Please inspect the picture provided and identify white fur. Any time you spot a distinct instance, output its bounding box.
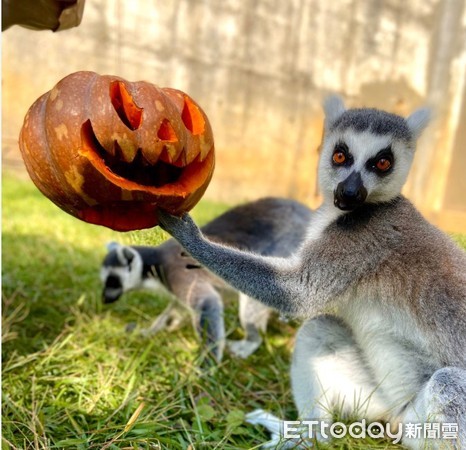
[254,305,441,448]
[338,297,437,415]
[243,101,465,449]
[305,201,345,241]
[318,128,415,204]
[100,250,163,294]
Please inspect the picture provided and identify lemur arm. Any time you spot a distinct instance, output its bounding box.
[158,211,354,316]
[159,211,303,313]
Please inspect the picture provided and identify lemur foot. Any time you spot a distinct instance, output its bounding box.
[125,314,184,336]
[141,312,185,337]
[125,322,137,333]
[246,409,299,450]
[246,409,312,449]
[246,409,283,435]
[227,338,261,358]
[246,409,284,449]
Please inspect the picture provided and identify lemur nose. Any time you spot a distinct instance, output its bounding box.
[341,185,364,200]
[334,172,367,210]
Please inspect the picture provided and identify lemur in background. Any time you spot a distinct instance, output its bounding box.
[158,97,466,449]
[101,197,312,362]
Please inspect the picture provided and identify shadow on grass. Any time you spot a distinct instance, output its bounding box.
[3,232,93,350]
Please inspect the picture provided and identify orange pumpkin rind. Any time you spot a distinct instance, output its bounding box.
[19,71,215,231]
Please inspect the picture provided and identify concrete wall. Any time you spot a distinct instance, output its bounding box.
[3,0,466,231]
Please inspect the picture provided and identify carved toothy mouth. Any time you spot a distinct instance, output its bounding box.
[79,81,210,188]
[81,119,187,188]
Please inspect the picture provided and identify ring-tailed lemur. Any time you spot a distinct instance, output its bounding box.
[158,97,466,449]
[101,197,312,362]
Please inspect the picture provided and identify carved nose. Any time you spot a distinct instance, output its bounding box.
[334,172,367,210]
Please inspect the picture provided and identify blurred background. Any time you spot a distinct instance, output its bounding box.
[3,0,466,232]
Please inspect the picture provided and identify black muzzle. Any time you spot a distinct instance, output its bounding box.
[334,172,367,211]
[102,275,123,303]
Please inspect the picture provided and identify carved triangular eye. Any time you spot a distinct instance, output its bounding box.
[110,81,143,130]
[181,97,205,135]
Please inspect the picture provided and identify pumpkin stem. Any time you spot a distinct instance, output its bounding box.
[110,81,143,131]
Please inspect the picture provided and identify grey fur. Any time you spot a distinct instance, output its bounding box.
[406,107,431,139]
[158,100,466,448]
[101,197,312,362]
[323,95,346,131]
[332,108,414,141]
[324,95,430,142]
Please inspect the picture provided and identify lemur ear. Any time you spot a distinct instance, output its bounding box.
[323,95,346,130]
[106,241,120,251]
[122,247,135,264]
[115,245,135,265]
[406,107,431,140]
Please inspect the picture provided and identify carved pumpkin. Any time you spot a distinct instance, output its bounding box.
[19,71,215,231]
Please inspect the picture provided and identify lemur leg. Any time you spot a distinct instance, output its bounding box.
[292,315,389,421]
[139,302,186,336]
[401,367,466,450]
[248,315,389,448]
[228,293,271,358]
[189,285,225,362]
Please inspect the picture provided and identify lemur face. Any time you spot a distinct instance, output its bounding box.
[100,244,144,303]
[319,128,414,209]
[318,96,430,210]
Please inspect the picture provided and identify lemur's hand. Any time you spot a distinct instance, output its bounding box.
[157,210,201,244]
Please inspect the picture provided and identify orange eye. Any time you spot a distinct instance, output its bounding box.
[332,152,346,165]
[376,158,391,172]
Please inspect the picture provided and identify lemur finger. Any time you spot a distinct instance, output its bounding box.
[157,210,197,236]
[156,209,180,231]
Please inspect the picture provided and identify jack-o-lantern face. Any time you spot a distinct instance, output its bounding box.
[19,71,215,231]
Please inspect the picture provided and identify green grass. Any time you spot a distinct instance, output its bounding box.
[3,172,464,450]
[2,173,295,450]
